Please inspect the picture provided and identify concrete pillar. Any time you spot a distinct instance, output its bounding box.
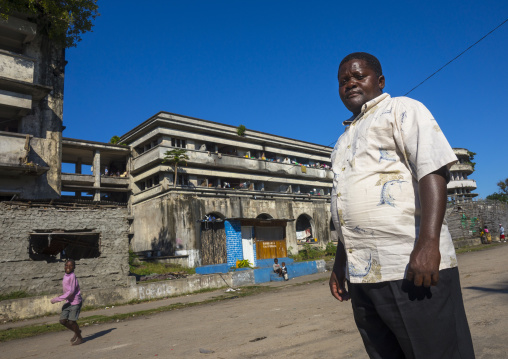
[93,149,101,201]
[75,157,82,174]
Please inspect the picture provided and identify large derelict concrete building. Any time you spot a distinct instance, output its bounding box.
[119,112,334,267]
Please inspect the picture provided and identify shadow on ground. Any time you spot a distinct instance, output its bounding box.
[84,328,116,342]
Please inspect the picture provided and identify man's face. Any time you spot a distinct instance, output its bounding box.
[65,261,75,274]
[338,59,385,117]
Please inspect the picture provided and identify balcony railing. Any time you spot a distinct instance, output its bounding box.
[132,147,333,180]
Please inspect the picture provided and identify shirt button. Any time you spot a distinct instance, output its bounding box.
[337,192,341,197]
[347,145,351,149]
[342,167,345,171]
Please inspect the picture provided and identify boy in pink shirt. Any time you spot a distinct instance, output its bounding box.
[51,259,83,345]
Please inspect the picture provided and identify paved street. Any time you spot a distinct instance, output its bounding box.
[2,244,508,359]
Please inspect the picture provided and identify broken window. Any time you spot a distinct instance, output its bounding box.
[29,230,101,261]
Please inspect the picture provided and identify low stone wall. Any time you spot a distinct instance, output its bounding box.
[0,273,233,321]
[0,260,327,321]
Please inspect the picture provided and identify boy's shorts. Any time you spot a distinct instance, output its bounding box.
[60,302,82,322]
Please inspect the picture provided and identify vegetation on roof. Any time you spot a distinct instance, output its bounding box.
[0,0,99,48]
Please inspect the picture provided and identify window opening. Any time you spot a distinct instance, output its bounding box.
[29,230,101,261]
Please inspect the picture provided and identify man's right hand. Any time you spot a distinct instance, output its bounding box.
[329,266,350,302]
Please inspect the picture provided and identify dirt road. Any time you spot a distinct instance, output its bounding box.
[3,244,508,359]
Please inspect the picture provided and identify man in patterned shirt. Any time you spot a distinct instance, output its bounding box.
[328,52,475,358]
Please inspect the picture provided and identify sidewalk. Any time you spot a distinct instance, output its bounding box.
[0,271,330,332]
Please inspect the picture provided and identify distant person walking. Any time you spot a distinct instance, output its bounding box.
[500,224,505,242]
[51,259,83,345]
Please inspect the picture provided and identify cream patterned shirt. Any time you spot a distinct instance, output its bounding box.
[331,93,458,283]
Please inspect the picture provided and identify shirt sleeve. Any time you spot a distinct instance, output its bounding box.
[392,97,458,182]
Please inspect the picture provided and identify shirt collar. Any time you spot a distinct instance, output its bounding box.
[342,93,390,126]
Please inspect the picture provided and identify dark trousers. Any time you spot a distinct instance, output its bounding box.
[348,267,475,359]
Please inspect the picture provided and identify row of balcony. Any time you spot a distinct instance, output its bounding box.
[447,179,477,191]
[132,146,333,181]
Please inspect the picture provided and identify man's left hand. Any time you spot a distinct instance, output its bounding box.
[406,239,441,287]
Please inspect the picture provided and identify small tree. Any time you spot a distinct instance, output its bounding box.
[466,151,476,170]
[237,124,246,136]
[162,149,189,188]
[487,178,508,203]
[109,135,126,146]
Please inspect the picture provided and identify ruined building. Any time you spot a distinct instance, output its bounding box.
[120,113,334,267]
[447,148,477,203]
[0,14,130,296]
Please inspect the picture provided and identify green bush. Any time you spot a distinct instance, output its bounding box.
[237,259,253,268]
[325,241,337,256]
[297,243,324,260]
[130,262,195,276]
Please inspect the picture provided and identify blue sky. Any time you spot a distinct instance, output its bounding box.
[63,0,508,198]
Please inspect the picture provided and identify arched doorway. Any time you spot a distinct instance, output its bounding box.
[200,212,226,265]
[256,213,273,219]
[296,214,314,243]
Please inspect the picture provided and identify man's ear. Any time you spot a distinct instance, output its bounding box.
[378,75,385,90]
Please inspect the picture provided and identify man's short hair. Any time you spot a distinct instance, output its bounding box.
[339,52,383,77]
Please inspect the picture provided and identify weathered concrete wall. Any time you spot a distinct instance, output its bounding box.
[131,192,332,266]
[20,33,65,199]
[0,202,130,296]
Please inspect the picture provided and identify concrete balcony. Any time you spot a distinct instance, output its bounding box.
[0,88,31,117]
[0,50,35,83]
[450,163,474,174]
[132,184,331,205]
[447,179,477,191]
[0,132,49,176]
[61,173,130,192]
[132,184,164,203]
[453,148,469,158]
[0,16,37,53]
[132,147,333,180]
[0,132,28,165]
